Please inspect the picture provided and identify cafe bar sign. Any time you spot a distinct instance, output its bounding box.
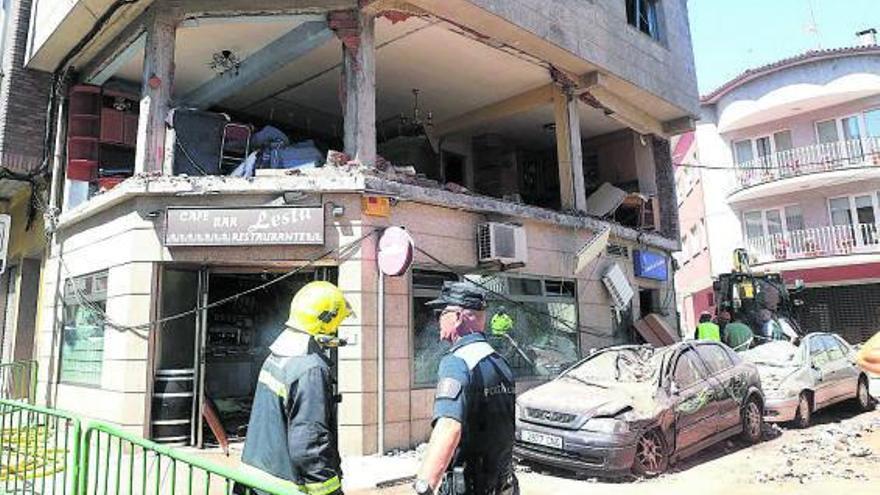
[164,206,324,246]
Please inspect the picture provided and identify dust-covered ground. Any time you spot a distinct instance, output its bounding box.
[352,404,880,495]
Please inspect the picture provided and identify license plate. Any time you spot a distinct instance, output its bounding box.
[521,430,563,449]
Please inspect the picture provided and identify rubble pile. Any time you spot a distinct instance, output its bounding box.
[755,415,880,484]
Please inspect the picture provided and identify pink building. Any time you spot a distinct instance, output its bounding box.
[676,36,880,344]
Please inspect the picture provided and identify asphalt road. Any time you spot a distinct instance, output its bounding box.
[356,403,880,495]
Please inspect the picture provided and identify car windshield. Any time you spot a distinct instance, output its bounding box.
[743,340,800,366]
[563,347,668,384]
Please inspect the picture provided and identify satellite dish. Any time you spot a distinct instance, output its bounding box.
[377,226,414,277]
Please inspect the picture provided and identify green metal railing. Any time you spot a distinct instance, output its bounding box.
[79,423,303,495]
[0,361,38,404]
[0,399,81,495]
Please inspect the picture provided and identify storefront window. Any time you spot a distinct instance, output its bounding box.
[60,271,108,386]
[411,270,580,387]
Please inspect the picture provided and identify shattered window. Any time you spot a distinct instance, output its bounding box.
[477,275,580,379]
[411,272,581,387]
[695,344,733,374]
[673,350,705,388]
[412,270,459,388]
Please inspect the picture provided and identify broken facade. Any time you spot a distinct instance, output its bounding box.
[26,0,698,455]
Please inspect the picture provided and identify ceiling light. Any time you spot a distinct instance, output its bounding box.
[209,49,242,76]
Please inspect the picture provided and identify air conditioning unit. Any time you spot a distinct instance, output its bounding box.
[602,263,634,311]
[477,222,527,266]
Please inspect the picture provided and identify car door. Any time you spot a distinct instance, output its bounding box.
[671,348,718,450]
[823,335,860,403]
[694,344,741,433]
[806,336,835,408]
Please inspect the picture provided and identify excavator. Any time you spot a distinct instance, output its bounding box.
[712,248,805,346]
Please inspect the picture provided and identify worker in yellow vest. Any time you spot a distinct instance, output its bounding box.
[693,311,721,342]
[857,331,880,375]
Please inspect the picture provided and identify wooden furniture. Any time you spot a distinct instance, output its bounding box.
[66,85,138,192]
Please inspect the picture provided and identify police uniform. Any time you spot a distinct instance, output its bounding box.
[240,331,342,495]
[427,282,519,495]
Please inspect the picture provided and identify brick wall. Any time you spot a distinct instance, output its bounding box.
[0,0,52,174]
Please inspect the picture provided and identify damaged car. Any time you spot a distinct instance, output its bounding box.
[742,333,874,428]
[514,341,764,477]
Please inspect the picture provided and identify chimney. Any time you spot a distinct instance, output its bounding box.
[857,28,877,46]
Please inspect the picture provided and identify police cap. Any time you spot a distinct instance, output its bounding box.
[425,281,487,310]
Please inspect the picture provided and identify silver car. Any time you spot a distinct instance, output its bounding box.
[742,333,874,427]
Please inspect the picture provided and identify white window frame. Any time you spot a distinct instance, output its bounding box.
[742,204,802,240]
[827,193,880,228]
[731,128,792,166]
[864,107,880,138]
[815,114,869,144]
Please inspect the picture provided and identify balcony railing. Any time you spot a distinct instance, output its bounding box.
[747,223,880,263]
[735,137,880,190]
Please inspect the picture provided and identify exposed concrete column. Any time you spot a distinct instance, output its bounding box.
[553,85,586,212]
[652,135,679,240]
[331,10,376,167]
[135,2,180,174]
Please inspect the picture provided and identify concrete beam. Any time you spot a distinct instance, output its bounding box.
[180,21,334,109]
[80,11,149,85]
[88,34,146,86]
[553,85,586,212]
[182,0,356,16]
[578,71,664,137]
[135,3,181,174]
[432,84,555,137]
[336,10,377,166]
[663,116,697,136]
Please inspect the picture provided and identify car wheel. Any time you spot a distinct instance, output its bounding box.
[855,375,873,412]
[793,393,811,429]
[740,397,764,444]
[632,429,668,477]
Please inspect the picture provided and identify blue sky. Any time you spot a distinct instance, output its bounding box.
[689,0,880,95]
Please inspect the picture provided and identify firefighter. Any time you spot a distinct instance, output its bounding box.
[414,281,518,495]
[239,281,351,495]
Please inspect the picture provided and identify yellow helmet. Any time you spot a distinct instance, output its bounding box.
[286,281,352,336]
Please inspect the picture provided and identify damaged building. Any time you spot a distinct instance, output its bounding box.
[26,0,699,454]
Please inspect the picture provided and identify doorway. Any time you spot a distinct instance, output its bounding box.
[150,266,337,447]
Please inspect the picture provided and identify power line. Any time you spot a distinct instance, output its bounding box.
[413,244,617,340]
[55,224,379,333]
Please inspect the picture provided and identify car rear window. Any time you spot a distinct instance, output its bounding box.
[673,350,705,388]
[696,344,734,374]
[822,335,847,362]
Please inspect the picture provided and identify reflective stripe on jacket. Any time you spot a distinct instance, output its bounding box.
[241,333,342,495]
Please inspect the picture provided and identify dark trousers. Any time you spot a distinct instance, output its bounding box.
[438,473,520,495]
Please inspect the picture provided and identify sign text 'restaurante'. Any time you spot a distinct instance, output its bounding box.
[164,207,324,246]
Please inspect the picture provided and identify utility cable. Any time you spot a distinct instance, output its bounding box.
[413,244,616,340]
[56,227,379,333]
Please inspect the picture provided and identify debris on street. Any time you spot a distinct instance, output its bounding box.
[755,414,880,483]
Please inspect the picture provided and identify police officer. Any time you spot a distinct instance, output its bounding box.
[414,281,518,495]
[239,281,352,495]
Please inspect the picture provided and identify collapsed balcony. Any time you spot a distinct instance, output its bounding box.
[61,12,672,234]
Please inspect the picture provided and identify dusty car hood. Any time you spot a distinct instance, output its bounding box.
[742,341,802,390]
[518,377,655,425]
[753,364,800,390]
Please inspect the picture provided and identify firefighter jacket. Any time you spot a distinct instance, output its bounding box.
[241,331,342,495]
[433,333,518,495]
